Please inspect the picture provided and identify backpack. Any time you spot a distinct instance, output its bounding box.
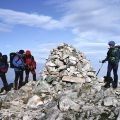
[25,56,36,70]
[107,47,119,63]
[0,55,9,73]
[115,45,120,60]
[10,52,17,68]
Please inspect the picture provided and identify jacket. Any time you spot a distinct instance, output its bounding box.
[104,47,119,64]
[13,53,25,71]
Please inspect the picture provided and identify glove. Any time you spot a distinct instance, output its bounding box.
[102,60,106,63]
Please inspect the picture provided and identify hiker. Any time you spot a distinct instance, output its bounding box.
[13,50,25,90]
[24,50,36,83]
[0,52,9,93]
[102,41,119,88]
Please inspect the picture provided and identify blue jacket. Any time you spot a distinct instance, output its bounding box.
[13,53,25,71]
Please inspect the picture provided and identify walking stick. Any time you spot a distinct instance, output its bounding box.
[96,63,104,76]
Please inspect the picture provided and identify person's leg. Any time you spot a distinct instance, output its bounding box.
[19,71,24,88]
[107,63,112,77]
[113,63,118,88]
[1,73,9,91]
[25,70,29,83]
[31,69,36,81]
[104,63,113,88]
[14,71,19,90]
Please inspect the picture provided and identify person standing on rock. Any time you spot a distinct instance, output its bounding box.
[13,50,25,90]
[24,50,36,83]
[102,41,119,89]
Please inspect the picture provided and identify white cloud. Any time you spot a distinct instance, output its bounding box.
[59,0,120,41]
[0,8,63,30]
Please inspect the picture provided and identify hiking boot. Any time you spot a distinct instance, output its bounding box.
[104,84,110,88]
[112,83,118,89]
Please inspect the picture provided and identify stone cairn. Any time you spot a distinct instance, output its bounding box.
[41,43,96,84]
[0,43,120,120]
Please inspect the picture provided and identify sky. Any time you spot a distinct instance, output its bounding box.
[0,0,120,80]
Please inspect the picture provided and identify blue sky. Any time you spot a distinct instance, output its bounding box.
[0,0,120,77]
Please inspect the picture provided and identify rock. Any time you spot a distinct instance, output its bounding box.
[27,95,44,109]
[59,96,80,112]
[54,59,64,67]
[34,80,51,94]
[45,75,57,83]
[87,72,95,77]
[104,97,118,107]
[85,77,92,83]
[58,65,66,71]
[23,115,31,120]
[46,61,57,67]
[62,76,85,83]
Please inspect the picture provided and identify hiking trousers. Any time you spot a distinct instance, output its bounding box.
[14,71,24,89]
[107,62,119,87]
[25,69,36,83]
[0,73,9,91]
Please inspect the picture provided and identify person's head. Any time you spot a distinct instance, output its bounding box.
[18,50,25,54]
[108,41,115,47]
[26,50,31,56]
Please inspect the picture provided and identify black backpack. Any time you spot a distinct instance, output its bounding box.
[1,55,9,73]
[115,45,120,60]
[2,55,8,64]
[10,52,17,68]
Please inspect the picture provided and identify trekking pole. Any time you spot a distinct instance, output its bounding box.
[96,62,104,76]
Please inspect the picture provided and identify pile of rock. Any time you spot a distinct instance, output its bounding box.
[0,43,120,120]
[41,43,96,84]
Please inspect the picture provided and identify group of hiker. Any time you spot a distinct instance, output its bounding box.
[0,50,36,93]
[102,41,120,89]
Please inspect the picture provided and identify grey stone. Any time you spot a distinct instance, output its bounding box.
[104,97,118,107]
[59,96,80,112]
[27,95,44,109]
[62,76,85,83]
[34,80,51,94]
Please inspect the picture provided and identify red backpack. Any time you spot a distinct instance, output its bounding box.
[25,56,36,70]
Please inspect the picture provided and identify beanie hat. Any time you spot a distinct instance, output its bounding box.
[18,50,25,54]
[26,50,31,55]
[108,41,115,46]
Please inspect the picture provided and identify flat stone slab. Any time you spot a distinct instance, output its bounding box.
[62,76,85,83]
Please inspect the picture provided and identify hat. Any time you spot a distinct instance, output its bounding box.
[26,50,31,55]
[108,41,115,46]
[18,50,25,54]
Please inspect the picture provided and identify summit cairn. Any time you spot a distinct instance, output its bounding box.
[41,43,96,85]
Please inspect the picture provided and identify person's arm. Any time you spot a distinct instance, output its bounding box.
[13,56,20,67]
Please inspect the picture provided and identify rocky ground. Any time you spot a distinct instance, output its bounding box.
[0,43,120,120]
